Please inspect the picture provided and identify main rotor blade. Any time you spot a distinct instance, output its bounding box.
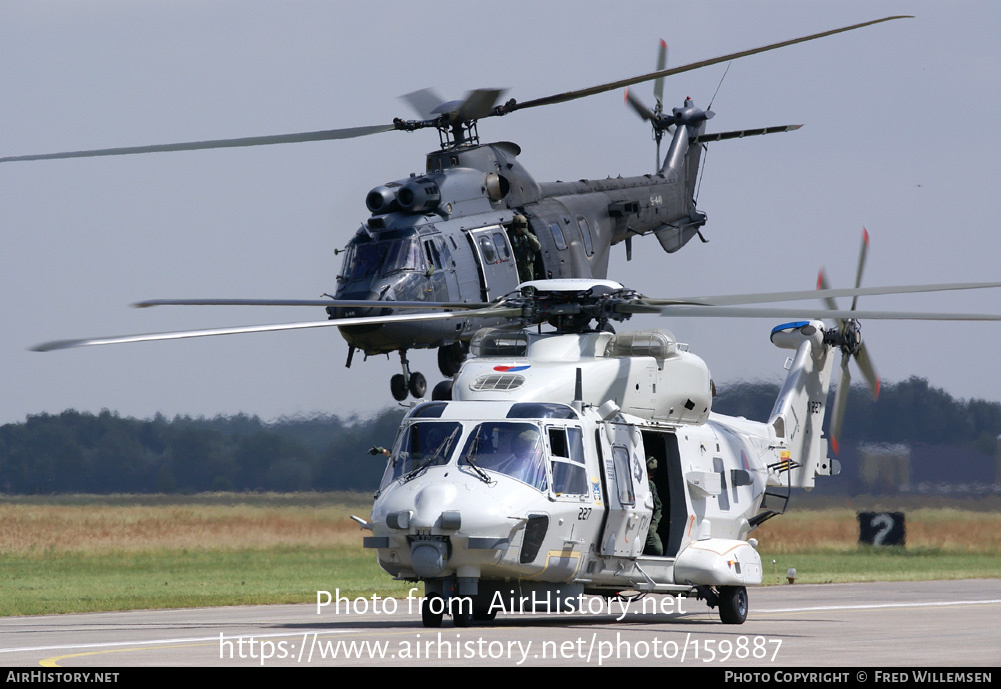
[401,88,447,120]
[1,124,395,163]
[31,306,523,352]
[690,124,802,144]
[133,298,494,310]
[506,16,911,113]
[638,280,1001,308]
[455,89,507,122]
[646,305,1001,321]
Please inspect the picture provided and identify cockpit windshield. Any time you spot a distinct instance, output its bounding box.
[339,234,423,282]
[381,421,462,487]
[458,422,547,492]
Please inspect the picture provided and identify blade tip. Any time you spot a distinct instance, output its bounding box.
[30,341,68,352]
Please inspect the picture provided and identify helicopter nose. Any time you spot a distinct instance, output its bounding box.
[413,483,458,528]
[326,290,387,320]
[408,484,462,578]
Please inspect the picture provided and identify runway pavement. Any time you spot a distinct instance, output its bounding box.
[1,579,998,667]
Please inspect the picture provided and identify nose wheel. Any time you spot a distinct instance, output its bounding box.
[391,351,427,401]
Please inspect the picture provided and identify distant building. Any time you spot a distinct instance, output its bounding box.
[857,443,910,493]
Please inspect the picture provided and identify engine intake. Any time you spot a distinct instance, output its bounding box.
[397,179,441,213]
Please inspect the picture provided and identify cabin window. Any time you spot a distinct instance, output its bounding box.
[492,232,512,261]
[577,217,594,256]
[549,426,588,496]
[548,222,568,251]
[477,235,500,264]
[611,446,635,506]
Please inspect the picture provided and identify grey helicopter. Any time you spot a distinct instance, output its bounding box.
[346,231,1001,626]
[13,17,910,401]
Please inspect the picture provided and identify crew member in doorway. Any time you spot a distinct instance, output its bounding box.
[645,456,664,556]
[508,214,541,283]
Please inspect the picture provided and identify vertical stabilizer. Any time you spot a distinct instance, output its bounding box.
[767,321,835,489]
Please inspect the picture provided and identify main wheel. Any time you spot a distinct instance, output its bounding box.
[390,374,408,401]
[718,586,748,625]
[453,606,473,628]
[431,379,453,401]
[422,596,443,628]
[437,342,467,376]
[408,371,427,398]
[472,606,497,622]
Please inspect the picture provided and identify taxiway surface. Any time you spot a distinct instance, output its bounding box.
[2,579,998,667]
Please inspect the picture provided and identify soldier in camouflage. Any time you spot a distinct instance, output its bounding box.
[509,214,541,283]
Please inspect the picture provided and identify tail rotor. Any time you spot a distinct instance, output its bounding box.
[819,229,881,454]
[625,39,675,169]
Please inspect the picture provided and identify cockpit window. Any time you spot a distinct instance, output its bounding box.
[381,237,423,275]
[339,235,424,282]
[380,421,461,487]
[458,422,547,492]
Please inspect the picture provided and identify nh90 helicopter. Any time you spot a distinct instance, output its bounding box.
[14,17,911,401]
[349,251,1001,626]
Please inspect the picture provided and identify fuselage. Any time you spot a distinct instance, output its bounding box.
[333,128,707,356]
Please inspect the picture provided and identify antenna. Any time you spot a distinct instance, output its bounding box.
[573,367,584,414]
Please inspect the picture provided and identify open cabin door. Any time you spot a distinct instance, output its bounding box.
[598,422,651,557]
[465,225,520,301]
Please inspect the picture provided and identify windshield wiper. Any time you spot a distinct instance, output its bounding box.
[462,427,492,484]
[402,427,459,484]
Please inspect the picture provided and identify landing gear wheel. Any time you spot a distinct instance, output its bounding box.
[472,607,497,622]
[421,596,443,628]
[437,342,467,377]
[718,586,748,625]
[431,379,453,401]
[453,606,473,628]
[390,374,408,402]
[408,371,427,398]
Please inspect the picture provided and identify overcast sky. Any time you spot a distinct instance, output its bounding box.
[3,1,1000,426]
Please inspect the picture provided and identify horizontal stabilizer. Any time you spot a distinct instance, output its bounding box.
[692,124,802,145]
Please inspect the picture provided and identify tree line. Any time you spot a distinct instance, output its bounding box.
[0,409,405,495]
[1,376,997,494]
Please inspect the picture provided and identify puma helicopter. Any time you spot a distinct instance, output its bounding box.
[18,17,910,401]
[350,239,1001,626]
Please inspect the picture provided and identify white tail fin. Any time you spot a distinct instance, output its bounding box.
[767,321,836,489]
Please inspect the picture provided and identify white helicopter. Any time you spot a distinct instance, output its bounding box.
[352,240,1001,626]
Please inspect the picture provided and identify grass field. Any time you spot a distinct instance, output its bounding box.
[1,492,999,616]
